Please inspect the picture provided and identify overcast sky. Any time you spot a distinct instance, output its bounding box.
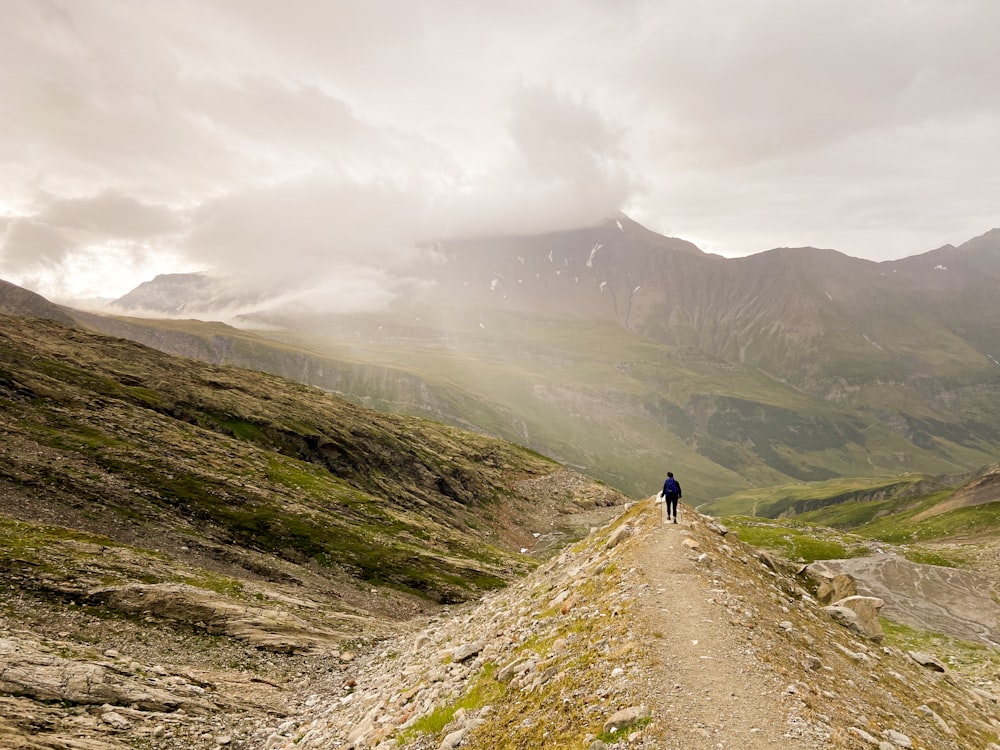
[1,0,998,308]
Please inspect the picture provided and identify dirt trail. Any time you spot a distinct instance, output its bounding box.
[628,516,821,749]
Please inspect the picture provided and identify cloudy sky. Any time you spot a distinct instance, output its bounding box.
[1,0,998,308]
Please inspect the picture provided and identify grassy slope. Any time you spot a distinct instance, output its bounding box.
[69,297,996,506]
[0,314,625,607]
[715,469,1000,563]
[255,307,974,502]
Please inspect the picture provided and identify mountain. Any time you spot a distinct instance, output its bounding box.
[25,218,1000,504]
[0,311,631,748]
[112,272,273,314]
[4,312,1000,749]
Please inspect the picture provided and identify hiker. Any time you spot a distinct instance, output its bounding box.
[662,471,682,523]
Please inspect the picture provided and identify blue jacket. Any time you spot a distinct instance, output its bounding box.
[662,477,681,498]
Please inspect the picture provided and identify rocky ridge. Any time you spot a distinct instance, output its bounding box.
[241,500,1000,750]
[6,497,1000,748]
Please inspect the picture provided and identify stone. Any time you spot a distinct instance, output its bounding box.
[560,594,578,615]
[832,596,885,641]
[440,728,465,749]
[757,550,779,571]
[101,711,131,730]
[917,704,953,735]
[815,573,858,605]
[0,638,208,713]
[495,657,534,683]
[605,524,633,549]
[972,686,999,703]
[849,727,880,745]
[90,583,342,653]
[883,729,912,747]
[907,651,948,672]
[602,705,649,734]
[451,641,485,663]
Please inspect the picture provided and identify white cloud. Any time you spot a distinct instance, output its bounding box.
[0,0,998,302]
[36,191,179,238]
[1,218,70,272]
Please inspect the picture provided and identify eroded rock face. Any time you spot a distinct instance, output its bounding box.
[87,584,344,653]
[0,638,208,712]
[808,555,1000,645]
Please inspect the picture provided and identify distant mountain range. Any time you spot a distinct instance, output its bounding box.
[5,217,1000,506]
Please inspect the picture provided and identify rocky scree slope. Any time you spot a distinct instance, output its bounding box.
[0,313,624,749]
[248,499,1000,750]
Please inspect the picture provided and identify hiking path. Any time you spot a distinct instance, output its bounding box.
[626,510,824,749]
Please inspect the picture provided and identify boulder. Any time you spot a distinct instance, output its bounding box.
[832,596,885,641]
[908,651,948,673]
[605,524,633,550]
[451,641,485,663]
[602,705,650,734]
[823,596,885,642]
[817,573,858,605]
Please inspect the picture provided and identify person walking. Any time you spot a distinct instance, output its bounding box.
[662,471,682,523]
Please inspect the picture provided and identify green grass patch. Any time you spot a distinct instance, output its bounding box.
[857,499,1000,543]
[724,517,870,562]
[397,663,505,744]
[266,455,346,497]
[895,545,971,568]
[214,415,267,443]
[708,474,932,519]
[0,517,113,562]
[882,620,1000,677]
[598,716,653,743]
[176,572,245,598]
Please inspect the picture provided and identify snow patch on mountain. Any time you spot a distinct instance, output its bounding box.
[587,243,602,267]
[862,333,883,350]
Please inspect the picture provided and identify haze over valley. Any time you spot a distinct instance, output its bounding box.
[64,217,1000,507]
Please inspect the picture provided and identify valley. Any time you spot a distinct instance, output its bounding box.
[74,219,1000,503]
[4,217,1000,748]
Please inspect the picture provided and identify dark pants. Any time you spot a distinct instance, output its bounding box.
[665,494,679,519]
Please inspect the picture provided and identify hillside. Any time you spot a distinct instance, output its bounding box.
[77,219,1000,507]
[706,464,1000,548]
[0,312,625,747]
